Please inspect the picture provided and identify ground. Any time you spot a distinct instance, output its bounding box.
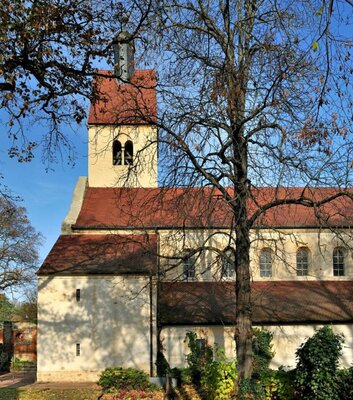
[0,372,169,400]
[0,372,100,399]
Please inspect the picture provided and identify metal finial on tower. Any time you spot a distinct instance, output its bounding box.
[113,31,134,82]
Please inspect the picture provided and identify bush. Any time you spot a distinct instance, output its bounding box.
[238,378,264,400]
[185,331,213,387]
[261,368,296,400]
[252,328,274,376]
[170,366,193,385]
[337,367,353,400]
[111,389,164,399]
[201,347,237,400]
[295,326,344,400]
[98,367,155,393]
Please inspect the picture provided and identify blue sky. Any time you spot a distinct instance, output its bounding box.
[1,124,88,265]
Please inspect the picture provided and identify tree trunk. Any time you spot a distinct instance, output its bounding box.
[234,189,252,382]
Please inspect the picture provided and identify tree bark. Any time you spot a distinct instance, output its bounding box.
[235,217,252,381]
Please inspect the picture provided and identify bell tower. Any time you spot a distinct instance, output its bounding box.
[87,33,158,188]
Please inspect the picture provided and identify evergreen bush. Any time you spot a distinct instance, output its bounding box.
[252,328,274,376]
[185,331,213,387]
[337,367,353,400]
[98,367,156,393]
[295,326,344,400]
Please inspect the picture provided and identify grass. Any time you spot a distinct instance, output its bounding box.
[0,388,101,400]
[0,388,166,400]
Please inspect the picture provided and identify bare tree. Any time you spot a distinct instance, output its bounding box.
[4,0,353,388]
[0,196,42,291]
[132,0,353,383]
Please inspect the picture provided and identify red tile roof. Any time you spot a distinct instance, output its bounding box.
[38,234,157,275]
[159,281,353,324]
[88,70,157,125]
[73,187,353,229]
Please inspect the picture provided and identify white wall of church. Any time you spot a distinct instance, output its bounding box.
[88,125,158,188]
[37,275,156,382]
[160,324,353,370]
[158,229,353,281]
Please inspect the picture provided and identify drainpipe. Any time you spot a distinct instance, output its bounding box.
[149,275,154,377]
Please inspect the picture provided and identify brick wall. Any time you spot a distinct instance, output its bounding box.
[0,322,37,370]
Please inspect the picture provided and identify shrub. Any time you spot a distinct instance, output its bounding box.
[252,328,274,376]
[337,367,353,400]
[261,368,296,400]
[185,331,213,387]
[170,366,193,385]
[201,347,237,400]
[98,367,153,393]
[112,389,164,399]
[238,378,264,400]
[295,326,344,400]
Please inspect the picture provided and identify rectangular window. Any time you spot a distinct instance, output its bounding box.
[196,338,206,354]
[76,289,81,302]
[333,248,345,276]
[260,249,272,277]
[296,248,309,276]
[76,343,80,356]
[183,252,195,281]
[222,254,235,278]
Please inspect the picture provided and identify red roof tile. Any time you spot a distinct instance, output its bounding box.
[38,234,157,275]
[159,281,353,324]
[88,70,157,125]
[73,187,353,229]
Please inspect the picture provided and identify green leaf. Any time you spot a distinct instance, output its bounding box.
[312,42,319,52]
[315,6,324,17]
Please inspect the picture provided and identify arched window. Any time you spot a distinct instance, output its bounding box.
[124,140,133,165]
[333,247,345,276]
[221,250,235,278]
[183,250,195,281]
[260,249,272,277]
[112,140,122,165]
[296,247,309,276]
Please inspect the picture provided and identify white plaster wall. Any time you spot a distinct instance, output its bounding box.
[37,275,156,382]
[160,326,236,368]
[160,324,353,370]
[268,324,353,369]
[88,125,158,188]
[250,230,353,280]
[158,229,353,281]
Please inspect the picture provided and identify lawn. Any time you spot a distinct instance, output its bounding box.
[0,388,101,400]
[0,388,167,400]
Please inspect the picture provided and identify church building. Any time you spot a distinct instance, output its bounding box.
[37,38,353,382]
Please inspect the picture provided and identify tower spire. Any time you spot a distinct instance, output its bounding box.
[113,31,135,82]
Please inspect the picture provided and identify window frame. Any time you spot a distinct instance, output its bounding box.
[183,250,196,281]
[296,247,309,276]
[333,247,345,276]
[112,139,122,165]
[259,248,272,278]
[221,250,235,278]
[124,140,134,165]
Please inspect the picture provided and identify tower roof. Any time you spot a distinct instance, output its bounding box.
[88,70,157,125]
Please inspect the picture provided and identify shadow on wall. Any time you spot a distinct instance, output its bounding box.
[158,280,353,369]
[37,273,154,379]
